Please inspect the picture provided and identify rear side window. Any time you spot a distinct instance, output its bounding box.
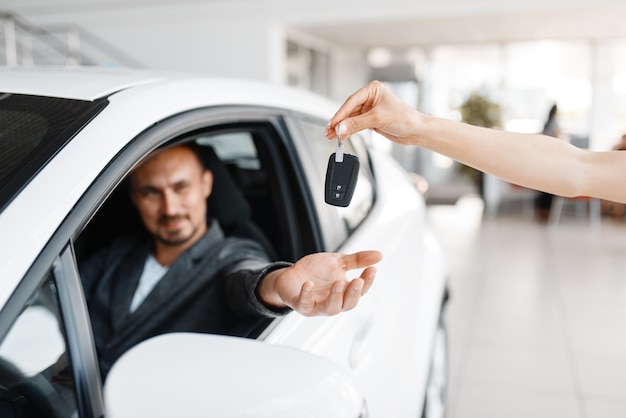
[298,118,375,233]
[0,93,107,211]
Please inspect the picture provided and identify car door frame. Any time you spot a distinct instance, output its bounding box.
[1,103,333,417]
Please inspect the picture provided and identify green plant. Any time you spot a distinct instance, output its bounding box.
[459,92,502,128]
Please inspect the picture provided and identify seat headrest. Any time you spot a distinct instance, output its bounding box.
[200,146,252,229]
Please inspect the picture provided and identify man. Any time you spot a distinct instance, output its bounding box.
[80,143,382,378]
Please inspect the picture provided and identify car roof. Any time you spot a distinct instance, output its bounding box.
[0,66,173,100]
[0,66,337,117]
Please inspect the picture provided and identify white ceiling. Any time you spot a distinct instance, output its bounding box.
[294,3,626,48]
[5,0,626,50]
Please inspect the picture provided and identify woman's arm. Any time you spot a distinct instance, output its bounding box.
[326,81,626,203]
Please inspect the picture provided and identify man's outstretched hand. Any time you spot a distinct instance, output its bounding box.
[257,250,383,316]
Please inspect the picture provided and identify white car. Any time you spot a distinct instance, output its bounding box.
[0,67,448,418]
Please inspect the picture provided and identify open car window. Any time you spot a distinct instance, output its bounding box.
[75,125,301,264]
[297,118,375,236]
[73,116,319,382]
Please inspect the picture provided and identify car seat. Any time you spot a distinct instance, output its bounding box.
[200,145,278,261]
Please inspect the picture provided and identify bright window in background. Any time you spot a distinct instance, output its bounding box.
[361,37,626,197]
[422,40,626,150]
[427,41,593,139]
[605,39,626,147]
[427,44,503,119]
[502,40,592,142]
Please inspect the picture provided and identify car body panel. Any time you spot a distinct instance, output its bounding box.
[0,67,448,418]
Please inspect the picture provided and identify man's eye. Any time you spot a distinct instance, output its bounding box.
[175,183,189,192]
[141,189,159,197]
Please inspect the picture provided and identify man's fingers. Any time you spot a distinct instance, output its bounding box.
[340,250,383,271]
[292,281,315,315]
[340,270,373,312]
[342,278,364,312]
[294,275,374,317]
[322,280,347,316]
[359,266,377,296]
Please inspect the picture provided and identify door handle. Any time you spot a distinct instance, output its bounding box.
[349,321,375,369]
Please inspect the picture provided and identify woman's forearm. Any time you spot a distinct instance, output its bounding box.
[416,114,590,198]
[421,116,626,203]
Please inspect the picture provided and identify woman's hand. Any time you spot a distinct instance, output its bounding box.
[325,80,423,146]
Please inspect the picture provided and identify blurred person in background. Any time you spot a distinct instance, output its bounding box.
[600,133,626,219]
[534,103,562,221]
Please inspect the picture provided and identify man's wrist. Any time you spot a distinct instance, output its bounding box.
[257,269,285,308]
[254,262,293,311]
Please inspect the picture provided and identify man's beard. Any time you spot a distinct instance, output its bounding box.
[154,229,197,247]
[154,215,198,247]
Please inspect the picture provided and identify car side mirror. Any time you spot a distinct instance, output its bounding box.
[104,332,365,418]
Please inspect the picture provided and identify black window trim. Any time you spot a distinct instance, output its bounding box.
[54,245,105,418]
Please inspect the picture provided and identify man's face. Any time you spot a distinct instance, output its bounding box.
[129,146,213,249]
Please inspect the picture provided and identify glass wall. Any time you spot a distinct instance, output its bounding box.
[360,39,626,203]
[411,39,626,151]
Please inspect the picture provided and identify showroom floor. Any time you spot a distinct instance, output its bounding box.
[426,196,626,418]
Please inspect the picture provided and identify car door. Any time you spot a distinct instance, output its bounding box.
[259,114,432,418]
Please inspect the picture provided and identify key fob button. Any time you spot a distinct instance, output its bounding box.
[325,153,359,207]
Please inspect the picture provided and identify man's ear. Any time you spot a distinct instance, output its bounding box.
[203,169,214,198]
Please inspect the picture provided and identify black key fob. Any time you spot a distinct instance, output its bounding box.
[325,152,359,207]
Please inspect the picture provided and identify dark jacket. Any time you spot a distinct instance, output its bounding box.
[80,220,291,378]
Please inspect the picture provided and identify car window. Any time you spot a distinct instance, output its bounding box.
[198,132,261,169]
[298,119,375,233]
[0,94,106,212]
[196,126,317,259]
[74,120,313,362]
[0,273,78,418]
[196,131,281,257]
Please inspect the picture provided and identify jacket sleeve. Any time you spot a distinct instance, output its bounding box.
[219,237,293,318]
[225,261,294,318]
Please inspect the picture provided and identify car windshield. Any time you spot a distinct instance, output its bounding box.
[0,93,107,212]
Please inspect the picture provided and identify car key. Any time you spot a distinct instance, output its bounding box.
[325,123,359,207]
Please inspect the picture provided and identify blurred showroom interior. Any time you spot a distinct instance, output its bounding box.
[4,0,626,208]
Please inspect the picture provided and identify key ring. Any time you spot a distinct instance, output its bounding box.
[335,123,344,163]
[335,123,344,147]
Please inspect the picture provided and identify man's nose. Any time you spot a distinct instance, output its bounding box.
[161,190,181,215]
